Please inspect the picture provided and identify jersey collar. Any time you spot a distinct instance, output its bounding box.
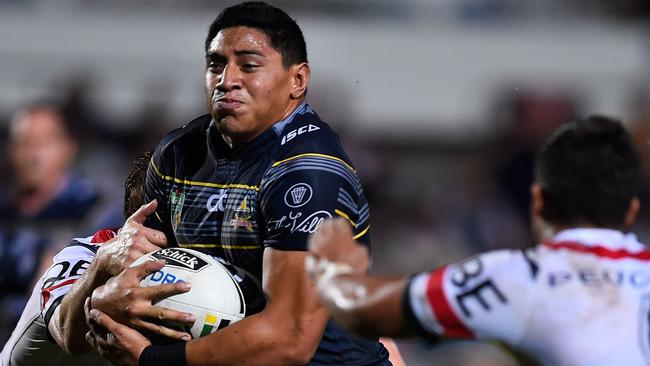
[207,102,312,160]
[271,102,312,136]
[547,228,645,252]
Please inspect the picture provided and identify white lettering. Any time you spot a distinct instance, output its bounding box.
[280,124,320,145]
[206,189,228,212]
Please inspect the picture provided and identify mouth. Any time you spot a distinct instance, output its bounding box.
[213,94,243,111]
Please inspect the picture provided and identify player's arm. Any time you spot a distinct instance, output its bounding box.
[306,218,416,338]
[48,201,172,354]
[309,219,536,344]
[183,247,329,365]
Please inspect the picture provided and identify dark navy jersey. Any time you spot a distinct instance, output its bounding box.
[145,104,389,365]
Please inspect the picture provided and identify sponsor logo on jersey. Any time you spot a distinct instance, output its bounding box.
[280,124,320,145]
[231,197,254,232]
[152,248,209,271]
[284,183,313,208]
[170,189,186,230]
[548,268,650,289]
[206,189,228,213]
[268,210,332,234]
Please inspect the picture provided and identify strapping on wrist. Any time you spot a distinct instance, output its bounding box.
[139,342,187,366]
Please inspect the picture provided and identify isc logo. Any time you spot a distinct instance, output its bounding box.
[149,270,187,284]
[281,124,320,145]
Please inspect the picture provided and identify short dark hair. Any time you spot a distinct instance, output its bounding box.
[205,1,307,68]
[124,150,153,219]
[535,115,640,228]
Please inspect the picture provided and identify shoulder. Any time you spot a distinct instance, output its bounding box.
[50,230,114,263]
[156,114,212,159]
[157,114,211,151]
[273,106,353,168]
[151,114,212,173]
[445,249,538,286]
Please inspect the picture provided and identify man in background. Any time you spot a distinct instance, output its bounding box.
[0,104,114,343]
[308,116,647,365]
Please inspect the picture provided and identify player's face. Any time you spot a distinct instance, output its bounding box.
[205,26,297,145]
[9,110,76,190]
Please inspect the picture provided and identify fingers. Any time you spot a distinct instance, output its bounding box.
[136,227,168,248]
[89,309,125,338]
[141,281,192,303]
[85,297,100,335]
[128,200,158,225]
[86,331,98,351]
[130,259,166,280]
[137,302,195,323]
[131,317,192,341]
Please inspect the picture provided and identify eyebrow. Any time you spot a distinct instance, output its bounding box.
[206,49,266,59]
[234,49,265,57]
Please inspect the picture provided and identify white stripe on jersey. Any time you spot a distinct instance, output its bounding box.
[409,228,650,366]
[1,235,110,366]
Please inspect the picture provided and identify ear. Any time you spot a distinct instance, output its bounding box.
[531,184,544,219]
[289,62,310,100]
[623,197,640,231]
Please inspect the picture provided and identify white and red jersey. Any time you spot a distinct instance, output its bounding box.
[407,228,650,366]
[1,229,115,366]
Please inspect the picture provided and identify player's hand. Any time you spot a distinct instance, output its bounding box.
[90,259,195,341]
[307,218,370,273]
[85,299,151,366]
[97,200,168,277]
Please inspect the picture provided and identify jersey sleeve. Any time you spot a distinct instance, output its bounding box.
[405,249,537,345]
[39,238,99,326]
[260,154,370,251]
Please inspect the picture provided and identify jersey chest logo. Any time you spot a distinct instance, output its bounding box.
[170,189,186,231]
[230,197,254,232]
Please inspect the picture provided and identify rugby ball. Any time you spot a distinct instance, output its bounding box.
[130,248,246,339]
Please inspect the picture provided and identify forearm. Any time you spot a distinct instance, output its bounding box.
[186,309,322,366]
[317,274,413,338]
[52,258,111,354]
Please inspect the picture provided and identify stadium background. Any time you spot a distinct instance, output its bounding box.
[0,0,648,364]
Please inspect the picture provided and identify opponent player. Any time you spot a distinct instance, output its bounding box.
[307,116,647,365]
[85,2,391,365]
[0,152,188,365]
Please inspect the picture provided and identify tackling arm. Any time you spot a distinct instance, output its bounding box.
[48,257,112,354]
[50,201,167,354]
[313,272,413,339]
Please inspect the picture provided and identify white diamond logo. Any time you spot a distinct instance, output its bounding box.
[284,183,313,208]
[291,186,307,204]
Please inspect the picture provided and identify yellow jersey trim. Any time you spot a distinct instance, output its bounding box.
[271,153,356,173]
[178,243,259,250]
[353,225,370,240]
[334,209,357,228]
[150,159,259,191]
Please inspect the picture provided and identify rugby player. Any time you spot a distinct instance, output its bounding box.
[0,152,186,365]
[85,2,390,366]
[307,116,646,365]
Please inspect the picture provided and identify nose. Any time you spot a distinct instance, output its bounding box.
[216,64,241,92]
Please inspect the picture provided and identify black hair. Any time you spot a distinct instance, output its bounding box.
[205,1,307,68]
[123,150,153,219]
[535,115,640,228]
